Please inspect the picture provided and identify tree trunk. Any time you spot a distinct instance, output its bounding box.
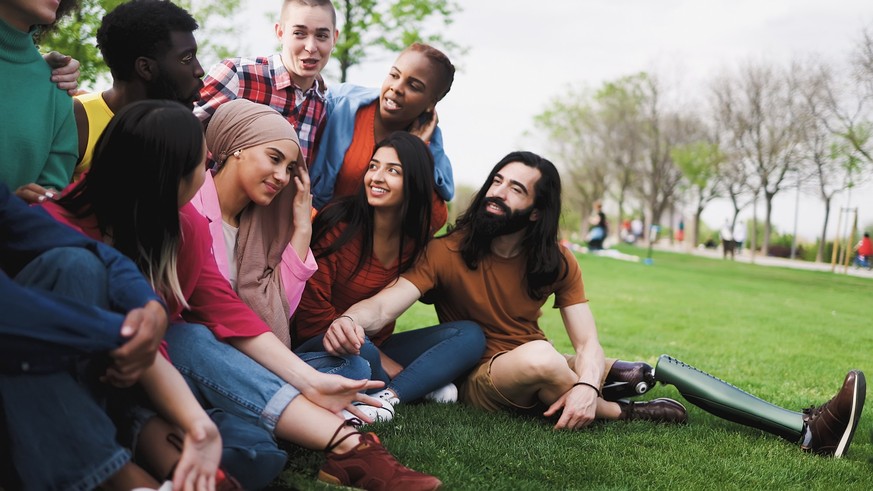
[762,192,775,256]
[816,197,831,263]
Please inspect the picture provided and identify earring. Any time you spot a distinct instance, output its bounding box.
[233,150,241,158]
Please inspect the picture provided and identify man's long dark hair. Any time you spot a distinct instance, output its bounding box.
[447,151,567,300]
[312,132,434,278]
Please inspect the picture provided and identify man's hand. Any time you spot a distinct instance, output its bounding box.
[103,300,168,387]
[15,183,57,204]
[323,315,365,356]
[43,51,81,96]
[544,383,598,430]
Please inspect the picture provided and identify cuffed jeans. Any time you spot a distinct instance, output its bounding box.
[165,323,370,435]
[296,321,486,403]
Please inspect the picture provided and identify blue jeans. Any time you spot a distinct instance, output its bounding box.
[1,248,129,491]
[1,248,123,373]
[165,323,369,435]
[296,321,486,402]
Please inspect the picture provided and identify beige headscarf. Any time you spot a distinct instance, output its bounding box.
[206,98,302,346]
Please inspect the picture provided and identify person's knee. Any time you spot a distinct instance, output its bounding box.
[447,321,486,360]
[17,247,108,302]
[512,341,566,378]
[338,354,371,380]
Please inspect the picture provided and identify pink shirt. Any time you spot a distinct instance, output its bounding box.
[190,171,317,315]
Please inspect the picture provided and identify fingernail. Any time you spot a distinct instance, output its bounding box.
[120,325,134,336]
[44,192,55,199]
[37,195,46,202]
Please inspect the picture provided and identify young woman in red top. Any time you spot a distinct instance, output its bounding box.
[295,132,485,419]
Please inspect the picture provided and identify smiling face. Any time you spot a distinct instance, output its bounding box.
[234,139,300,207]
[475,161,542,236]
[365,146,404,210]
[0,0,60,31]
[146,30,205,107]
[275,2,337,90]
[379,50,442,130]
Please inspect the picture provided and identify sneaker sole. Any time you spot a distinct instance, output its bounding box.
[835,370,866,458]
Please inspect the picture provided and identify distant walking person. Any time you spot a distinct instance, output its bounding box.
[733,220,747,255]
[720,219,734,260]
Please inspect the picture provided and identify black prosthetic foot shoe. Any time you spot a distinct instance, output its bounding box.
[602,360,656,401]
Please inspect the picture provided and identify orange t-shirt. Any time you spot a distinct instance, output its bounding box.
[331,102,448,232]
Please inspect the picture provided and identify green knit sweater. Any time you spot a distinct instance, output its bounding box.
[0,18,77,192]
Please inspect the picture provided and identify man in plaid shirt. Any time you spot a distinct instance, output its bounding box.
[194,0,339,163]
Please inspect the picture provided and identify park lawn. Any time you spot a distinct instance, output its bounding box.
[271,246,873,490]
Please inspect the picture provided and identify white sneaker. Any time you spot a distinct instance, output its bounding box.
[373,389,400,406]
[424,383,458,403]
[341,399,395,423]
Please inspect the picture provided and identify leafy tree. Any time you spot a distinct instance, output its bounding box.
[37,0,244,88]
[672,140,724,247]
[334,0,464,82]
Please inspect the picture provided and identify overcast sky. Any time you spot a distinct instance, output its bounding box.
[237,0,873,242]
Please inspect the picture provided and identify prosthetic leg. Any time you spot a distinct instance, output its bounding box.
[654,354,804,441]
[602,360,657,401]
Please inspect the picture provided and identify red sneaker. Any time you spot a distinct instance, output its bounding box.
[319,432,441,491]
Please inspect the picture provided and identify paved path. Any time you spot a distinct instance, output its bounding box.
[650,242,873,279]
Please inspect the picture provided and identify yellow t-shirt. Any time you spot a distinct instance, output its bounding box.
[73,91,114,181]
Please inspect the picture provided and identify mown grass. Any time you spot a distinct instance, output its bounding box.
[271,246,873,490]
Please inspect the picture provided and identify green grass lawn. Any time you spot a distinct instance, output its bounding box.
[271,246,873,490]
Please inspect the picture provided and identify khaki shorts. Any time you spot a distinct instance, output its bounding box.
[461,351,616,414]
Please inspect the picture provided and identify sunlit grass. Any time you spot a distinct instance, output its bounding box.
[271,246,873,490]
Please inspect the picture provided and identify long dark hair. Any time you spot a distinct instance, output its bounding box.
[448,151,567,300]
[57,100,204,306]
[312,132,434,277]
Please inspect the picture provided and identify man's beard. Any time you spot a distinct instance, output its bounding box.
[472,197,534,238]
[146,75,197,107]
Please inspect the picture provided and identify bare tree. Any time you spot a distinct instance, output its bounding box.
[711,62,802,255]
[635,75,688,241]
[795,60,864,262]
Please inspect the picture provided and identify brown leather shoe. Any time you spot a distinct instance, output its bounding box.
[319,432,442,491]
[800,370,866,457]
[618,398,688,424]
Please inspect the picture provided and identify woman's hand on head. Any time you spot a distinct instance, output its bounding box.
[291,160,312,229]
[408,108,439,144]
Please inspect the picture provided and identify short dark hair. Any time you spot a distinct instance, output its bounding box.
[403,43,455,101]
[97,0,198,81]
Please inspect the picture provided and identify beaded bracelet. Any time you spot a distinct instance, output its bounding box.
[572,381,601,398]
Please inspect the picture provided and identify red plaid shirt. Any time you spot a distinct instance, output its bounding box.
[194,54,327,163]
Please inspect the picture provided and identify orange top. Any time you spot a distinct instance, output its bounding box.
[333,103,377,198]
